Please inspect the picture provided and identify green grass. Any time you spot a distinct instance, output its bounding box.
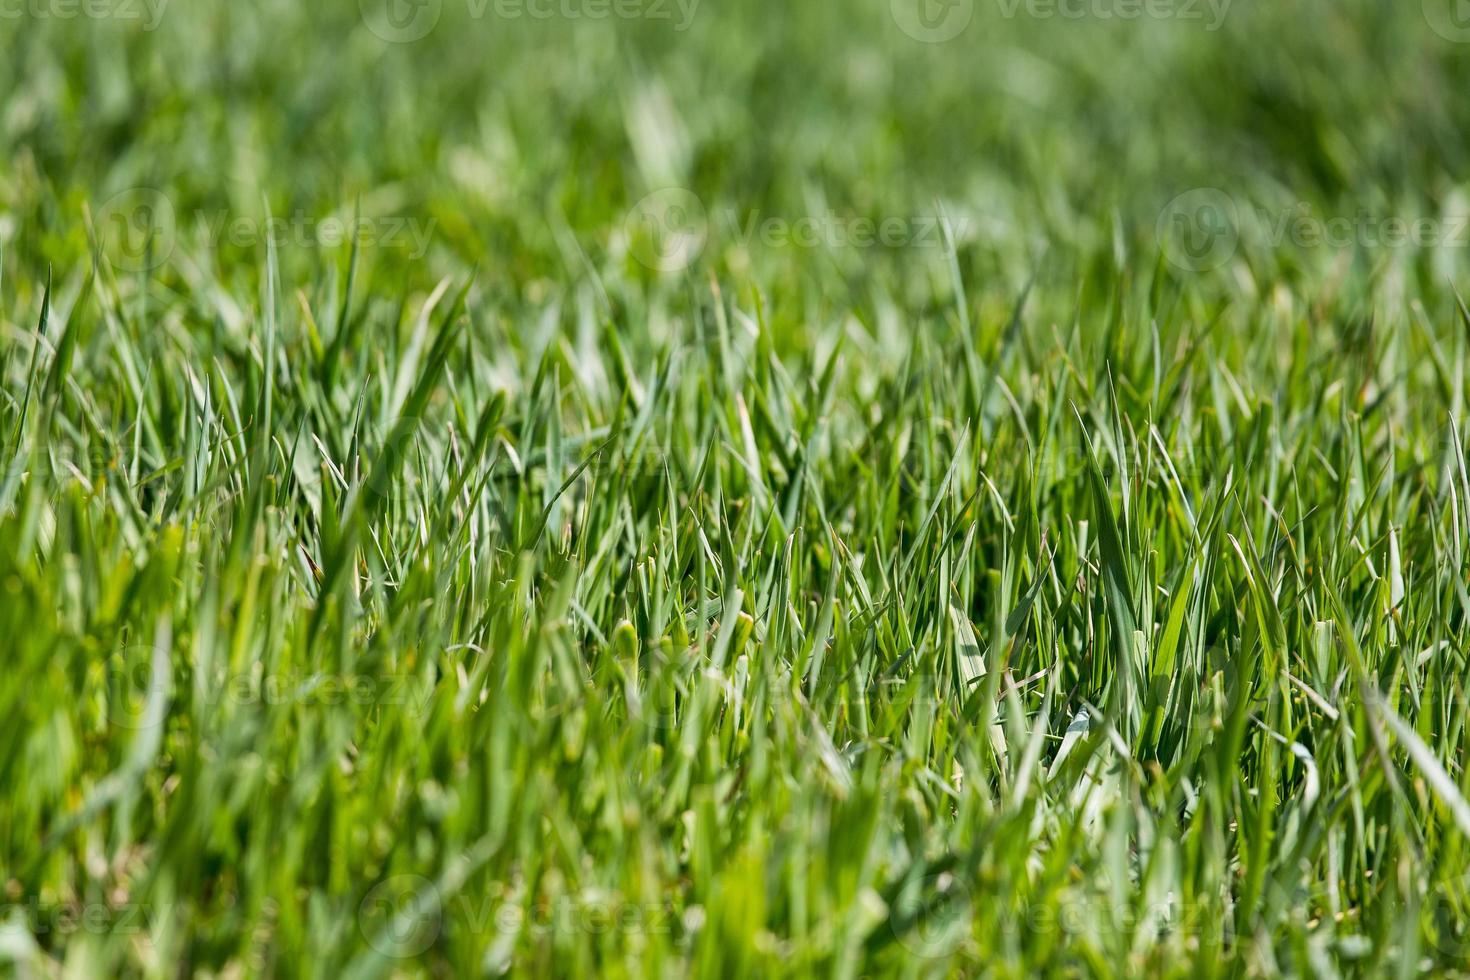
[4,1,1470,976]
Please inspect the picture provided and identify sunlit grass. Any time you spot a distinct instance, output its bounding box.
[3,2,1470,976]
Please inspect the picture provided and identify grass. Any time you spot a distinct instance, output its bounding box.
[4,1,1470,976]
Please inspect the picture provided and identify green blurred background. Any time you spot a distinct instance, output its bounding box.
[4,0,1469,331]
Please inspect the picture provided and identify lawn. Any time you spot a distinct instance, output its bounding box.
[3,1,1470,976]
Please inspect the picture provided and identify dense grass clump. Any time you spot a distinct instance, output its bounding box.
[3,1,1470,976]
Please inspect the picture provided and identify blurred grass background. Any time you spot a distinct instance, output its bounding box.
[4,2,1469,307]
